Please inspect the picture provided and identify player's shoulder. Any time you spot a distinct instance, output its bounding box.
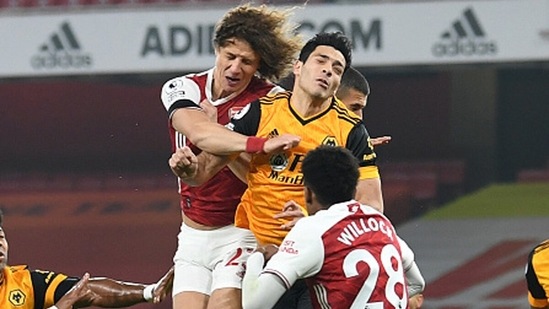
[332,98,363,125]
[259,90,291,106]
[7,265,30,274]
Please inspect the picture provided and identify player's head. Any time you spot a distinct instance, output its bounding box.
[302,146,359,214]
[212,4,302,95]
[0,209,8,270]
[293,32,353,101]
[336,66,370,118]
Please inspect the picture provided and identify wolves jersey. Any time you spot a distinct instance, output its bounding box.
[161,68,281,226]
[264,201,407,309]
[0,265,77,309]
[228,91,379,245]
[526,239,549,308]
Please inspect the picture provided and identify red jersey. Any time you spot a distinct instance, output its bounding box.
[161,69,280,226]
[264,201,408,309]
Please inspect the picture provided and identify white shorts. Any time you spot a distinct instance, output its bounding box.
[172,222,257,296]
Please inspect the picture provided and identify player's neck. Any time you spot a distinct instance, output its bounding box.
[290,90,332,118]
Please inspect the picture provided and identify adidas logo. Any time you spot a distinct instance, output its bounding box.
[31,21,93,70]
[432,8,497,57]
[268,129,279,139]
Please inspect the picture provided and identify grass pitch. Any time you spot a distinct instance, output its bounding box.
[425,183,549,219]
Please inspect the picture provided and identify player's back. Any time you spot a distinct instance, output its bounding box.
[308,202,408,309]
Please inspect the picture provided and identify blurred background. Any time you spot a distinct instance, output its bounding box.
[1,0,548,308]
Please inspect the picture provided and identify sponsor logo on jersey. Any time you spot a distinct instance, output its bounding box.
[9,289,26,306]
[31,21,93,70]
[432,8,498,57]
[231,103,251,120]
[228,107,243,118]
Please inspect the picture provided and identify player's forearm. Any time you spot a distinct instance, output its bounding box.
[78,278,148,307]
[356,177,384,212]
[406,262,426,297]
[242,253,287,309]
[228,153,251,184]
[178,152,231,186]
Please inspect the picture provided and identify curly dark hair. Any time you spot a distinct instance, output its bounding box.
[302,146,359,207]
[298,32,352,70]
[213,4,303,83]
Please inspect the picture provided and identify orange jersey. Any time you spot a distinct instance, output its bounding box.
[0,265,74,309]
[526,239,549,308]
[228,91,379,245]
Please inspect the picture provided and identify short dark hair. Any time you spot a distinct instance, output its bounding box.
[302,146,359,207]
[298,32,352,70]
[338,66,370,97]
[0,209,3,227]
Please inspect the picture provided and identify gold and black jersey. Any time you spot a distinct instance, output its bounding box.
[229,91,379,245]
[526,239,549,308]
[0,265,77,309]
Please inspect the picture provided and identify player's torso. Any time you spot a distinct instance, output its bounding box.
[0,266,35,309]
[242,93,360,244]
[171,72,275,227]
[309,207,407,309]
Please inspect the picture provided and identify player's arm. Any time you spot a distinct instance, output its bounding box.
[525,243,549,309]
[169,146,232,186]
[49,273,91,309]
[355,177,383,213]
[346,123,384,212]
[243,221,322,309]
[398,236,426,308]
[72,266,173,307]
[228,153,252,184]
[162,78,298,156]
[242,252,288,309]
[36,267,173,308]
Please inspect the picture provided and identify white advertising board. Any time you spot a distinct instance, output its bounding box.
[0,0,547,77]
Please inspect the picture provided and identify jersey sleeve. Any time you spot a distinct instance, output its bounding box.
[397,236,415,271]
[526,246,549,307]
[226,99,262,136]
[262,218,323,289]
[161,76,202,118]
[346,123,379,179]
[30,269,79,308]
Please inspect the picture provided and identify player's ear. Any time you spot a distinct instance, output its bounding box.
[304,186,313,206]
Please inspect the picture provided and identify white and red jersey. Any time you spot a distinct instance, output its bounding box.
[263,200,408,309]
[160,68,282,226]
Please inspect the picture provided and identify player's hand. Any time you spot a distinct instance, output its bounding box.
[408,293,424,309]
[254,244,279,263]
[371,135,391,147]
[199,99,217,122]
[169,147,198,179]
[263,134,300,154]
[152,266,174,304]
[54,273,91,309]
[274,200,306,230]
